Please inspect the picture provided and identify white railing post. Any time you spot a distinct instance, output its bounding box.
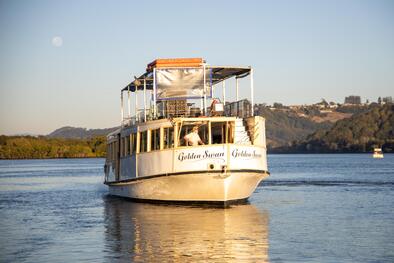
[236,77,239,102]
[250,68,254,116]
[143,78,147,122]
[127,86,131,118]
[222,80,226,105]
[153,68,157,119]
[203,64,207,115]
[135,88,138,122]
[120,91,124,125]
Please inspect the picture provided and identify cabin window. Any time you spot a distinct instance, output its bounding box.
[119,139,123,158]
[113,141,118,160]
[179,123,208,146]
[131,133,137,154]
[163,127,174,149]
[210,121,233,144]
[123,137,127,157]
[126,136,131,156]
[140,131,147,153]
[211,122,226,144]
[151,129,160,151]
[107,144,111,161]
[228,122,234,143]
[120,138,124,157]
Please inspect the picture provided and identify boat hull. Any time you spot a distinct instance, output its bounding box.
[106,171,269,204]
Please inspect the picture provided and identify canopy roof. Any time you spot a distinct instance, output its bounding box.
[121,66,251,92]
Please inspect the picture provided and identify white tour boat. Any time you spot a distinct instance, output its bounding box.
[373,148,384,158]
[104,58,270,205]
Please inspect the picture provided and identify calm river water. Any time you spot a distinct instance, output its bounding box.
[0,154,393,262]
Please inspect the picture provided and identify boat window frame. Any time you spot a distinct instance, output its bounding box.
[174,119,235,148]
[139,131,148,153]
[150,128,161,152]
[163,127,174,149]
[211,121,226,144]
[106,143,111,162]
[130,133,136,155]
[126,135,131,156]
[177,121,209,147]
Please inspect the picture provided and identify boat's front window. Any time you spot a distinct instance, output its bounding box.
[179,122,208,146]
[176,120,234,147]
[211,122,223,144]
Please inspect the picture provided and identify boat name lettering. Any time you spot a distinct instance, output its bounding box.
[231,149,262,159]
[178,150,225,162]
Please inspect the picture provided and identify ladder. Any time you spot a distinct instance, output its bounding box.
[234,118,251,145]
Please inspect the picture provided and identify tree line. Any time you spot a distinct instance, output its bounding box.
[0,136,107,159]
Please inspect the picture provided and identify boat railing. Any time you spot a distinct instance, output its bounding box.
[223,99,252,118]
[122,99,253,126]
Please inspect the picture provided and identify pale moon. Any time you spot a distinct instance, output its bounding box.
[52,36,63,47]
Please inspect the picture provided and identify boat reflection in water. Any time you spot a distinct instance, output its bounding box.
[104,198,269,262]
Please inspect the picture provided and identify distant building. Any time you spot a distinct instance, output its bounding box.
[382,96,393,104]
[344,95,361,105]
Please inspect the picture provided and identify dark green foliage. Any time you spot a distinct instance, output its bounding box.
[275,104,394,153]
[0,136,107,159]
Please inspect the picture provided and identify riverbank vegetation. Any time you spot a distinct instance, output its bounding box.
[0,136,106,159]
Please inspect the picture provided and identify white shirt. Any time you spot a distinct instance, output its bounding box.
[184,131,202,146]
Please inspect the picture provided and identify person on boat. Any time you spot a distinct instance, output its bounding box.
[184,126,204,146]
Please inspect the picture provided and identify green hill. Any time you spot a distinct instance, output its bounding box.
[274,104,394,153]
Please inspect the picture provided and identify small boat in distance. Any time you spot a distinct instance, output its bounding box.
[373,148,384,158]
[104,58,270,206]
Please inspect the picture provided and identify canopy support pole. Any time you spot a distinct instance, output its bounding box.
[120,91,124,125]
[143,78,147,122]
[236,77,239,102]
[222,80,226,105]
[203,64,207,115]
[135,89,138,123]
[250,68,254,116]
[153,68,157,119]
[127,87,131,117]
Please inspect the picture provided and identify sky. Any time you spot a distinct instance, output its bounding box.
[0,0,393,135]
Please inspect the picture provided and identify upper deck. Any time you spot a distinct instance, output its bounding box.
[119,58,256,127]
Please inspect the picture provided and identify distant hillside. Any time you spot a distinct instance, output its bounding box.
[273,104,394,153]
[256,107,333,149]
[47,126,118,139]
